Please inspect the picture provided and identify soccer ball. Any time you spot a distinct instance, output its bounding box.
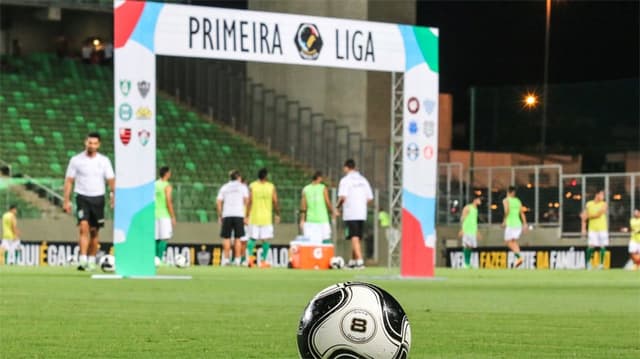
[297,282,411,358]
[330,256,345,269]
[99,255,115,273]
[175,254,189,268]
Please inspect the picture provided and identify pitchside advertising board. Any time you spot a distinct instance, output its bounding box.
[446,246,631,269]
[2,241,291,268]
[5,242,631,270]
[114,1,438,277]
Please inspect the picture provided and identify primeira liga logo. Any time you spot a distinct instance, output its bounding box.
[294,23,323,60]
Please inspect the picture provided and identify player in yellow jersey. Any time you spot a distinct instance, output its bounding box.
[628,209,640,270]
[246,168,280,268]
[581,189,608,270]
[1,204,21,265]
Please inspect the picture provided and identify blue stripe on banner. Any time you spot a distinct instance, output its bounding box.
[130,1,164,53]
[398,25,422,72]
[114,181,155,235]
[403,189,436,239]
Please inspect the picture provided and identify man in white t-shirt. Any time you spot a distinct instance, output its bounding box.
[337,159,373,269]
[217,170,249,266]
[63,132,115,271]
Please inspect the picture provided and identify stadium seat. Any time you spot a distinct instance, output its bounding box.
[0,53,311,221]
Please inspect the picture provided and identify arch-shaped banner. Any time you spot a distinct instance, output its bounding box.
[114,0,438,277]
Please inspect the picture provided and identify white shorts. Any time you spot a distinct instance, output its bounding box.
[1,239,21,252]
[239,226,249,242]
[248,225,274,240]
[504,227,522,241]
[629,241,640,254]
[462,234,477,248]
[303,222,331,243]
[155,218,173,240]
[588,231,609,247]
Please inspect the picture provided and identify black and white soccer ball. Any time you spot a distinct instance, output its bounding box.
[330,256,345,269]
[297,282,411,359]
[99,255,115,273]
[175,254,189,268]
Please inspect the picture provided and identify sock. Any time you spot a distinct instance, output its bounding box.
[463,247,472,266]
[586,247,594,265]
[79,255,88,266]
[261,242,270,261]
[88,256,96,267]
[356,259,364,266]
[234,257,241,265]
[247,239,256,259]
[155,241,162,258]
[159,240,168,259]
[599,247,606,265]
[514,252,521,259]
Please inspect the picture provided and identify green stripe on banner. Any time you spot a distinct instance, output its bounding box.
[115,203,156,277]
[413,27,439,73]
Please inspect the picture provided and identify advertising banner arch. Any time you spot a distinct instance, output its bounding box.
[113,0,438,277]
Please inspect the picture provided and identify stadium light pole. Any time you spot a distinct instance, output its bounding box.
[541,0,552,164]
[469,86,476,202]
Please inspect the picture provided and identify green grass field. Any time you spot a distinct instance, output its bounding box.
[1,266,638,358]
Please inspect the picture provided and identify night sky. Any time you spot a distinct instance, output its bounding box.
[417,0,639,167]
[197,0,639,169]
[418,0,639,92]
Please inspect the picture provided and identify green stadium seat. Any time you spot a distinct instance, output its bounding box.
[7,106,18,117]
[15,142,26,152]
[17,155,30,165]
[52,131,63,143]
[50,163,63,175]
[46,109,56,120]
[196,209,208,223]
[0,53,311,223]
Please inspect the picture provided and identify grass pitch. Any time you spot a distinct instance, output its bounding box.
[0,266,638,358]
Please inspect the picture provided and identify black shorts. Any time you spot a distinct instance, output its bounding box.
[221,217,245,239]
[75,194,105,228]
[344,220,365,240]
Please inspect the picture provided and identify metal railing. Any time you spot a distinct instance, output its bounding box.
[433,163,640,236]
[437,162,464,224]
[560,172,639,235]
[466,164,563,227]
[156,56,388,190]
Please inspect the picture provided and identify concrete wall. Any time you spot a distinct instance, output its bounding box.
[247,0,416,144]
[20,218,301,245]
[0,5,111,56]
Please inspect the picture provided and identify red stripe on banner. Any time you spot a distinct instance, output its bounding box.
[400,209,434,277]
[114,1,146,49]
